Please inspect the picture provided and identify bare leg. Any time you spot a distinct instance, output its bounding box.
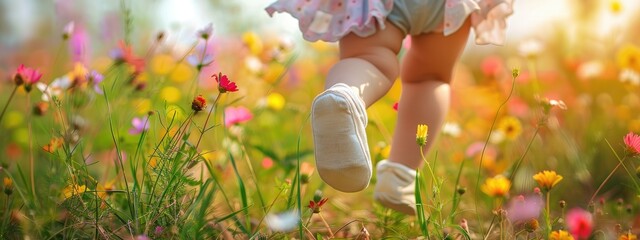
[389,20,472,169]
[327,22,405,106]
[312,22,404,192]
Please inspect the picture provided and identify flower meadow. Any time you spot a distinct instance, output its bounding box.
[2,1,640,239]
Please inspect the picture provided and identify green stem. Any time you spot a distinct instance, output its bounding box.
[545,192,551,237]
[0,86,18,126]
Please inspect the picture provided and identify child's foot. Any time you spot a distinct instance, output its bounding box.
[311,83,371,192]
[374,160,417,215]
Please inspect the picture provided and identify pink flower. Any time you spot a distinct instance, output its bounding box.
[224,106,252,126]
[624,132,640,156]
[506,194,543,223]
[566,208,593,240]
[129,116,149,135]
[481,56,504,78]
[261,157,274,169]
[213,72,238,93]
[14,64,43,86]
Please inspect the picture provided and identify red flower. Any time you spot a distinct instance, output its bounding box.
[14,64,43,86]
[191,95,207,112]
[308,198,328,213]
[392,102,398,111]
[113,41,145,74]
[213,72,238,93]
[624,132,640,156]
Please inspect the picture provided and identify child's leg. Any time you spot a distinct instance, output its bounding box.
[374,20,471,215]
[390,20,472,169]
[312,22,404,192]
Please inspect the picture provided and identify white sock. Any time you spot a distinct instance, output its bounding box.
[311,83,371,192]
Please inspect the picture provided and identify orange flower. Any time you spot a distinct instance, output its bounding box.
[191,95,207,112]
[620,232,638,240]
[533,170,563,191]
[43,137,64,154]
[549,230,575,240]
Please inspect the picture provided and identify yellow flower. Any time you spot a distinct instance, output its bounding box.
[381,145,391,159]
[610,0,622,14]
[242,31,264,55]
[97,180,115,199]
[62,184,87,199]
[497,116,522,140]
[549,230,575,240]
[165,105,185,122]
[160,86,182,103]
[533,170,563,191]
[416,124,428,146]
[131,98,152,115]
[617,44,640,71]
[620,233,638,240]
[266,93,285,111]
[263,62,285,84]
[481,175,511,197]
[169,62,194,83]
[3,177,13,195]
[67,62,89,84]
[3,111,24,129]
[151,54,176,75]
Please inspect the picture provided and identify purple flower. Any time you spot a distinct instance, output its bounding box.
[87,70,104,94]
[197,23,213,40]
[69,25,89,64]
[129,116,149,135]
[506,195,543,223]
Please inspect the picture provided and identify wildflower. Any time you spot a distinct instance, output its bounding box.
[481,56,503,78]
[620,232,638,240]
[266,93,285,111]
[442,122,461,137]
[151,54,176,75]
[550,230,576,240]
[62,21,74,40]
[38,79,69,102]
[87,70,104,94]
[624,132,640,156]
[242,31,264,55]
[3,177,13,195]
[506,195,543,223]
[610,0,622,14]
[393,102,399,111]
[265,210,299,232]
[533,170,563,192]
[576,61,604,80]
[111,41,145,74]
[160,86,182,103]
[497,116,522,140]
[67,62,89,86]
[62,184,87,199]
[308,197,328,213]
[300,162,315,184]
[191,95,207,112]
[213,72,238,93]
[512,68,520,78]
[619,69,640,86]
[197,23,213,40]
[14,65,43,91]
[518,38,544,59]
[129,116,149,135]
[560,200,567,209]
[42,137,64,153]
[154,226,164,236]
[566,208,593,240]
[261,157,274,169]
[616,44,640,71]
[481,175,511,198]
[186,44,215,71]
[524,218,539,233]
[224,106,252,126]
[416,124,428,146]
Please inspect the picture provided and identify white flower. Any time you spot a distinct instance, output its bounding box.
[518,38,544,58]
[442,122,461,137]
[619,68,640,85]
[576,60,603,80]
[36,76,72,102]
[265,210,299,232]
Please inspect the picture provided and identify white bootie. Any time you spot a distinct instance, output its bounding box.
[311,83,371,192]
[374,160,417,215]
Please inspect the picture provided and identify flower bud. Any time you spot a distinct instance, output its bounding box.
[524,218,539,233]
